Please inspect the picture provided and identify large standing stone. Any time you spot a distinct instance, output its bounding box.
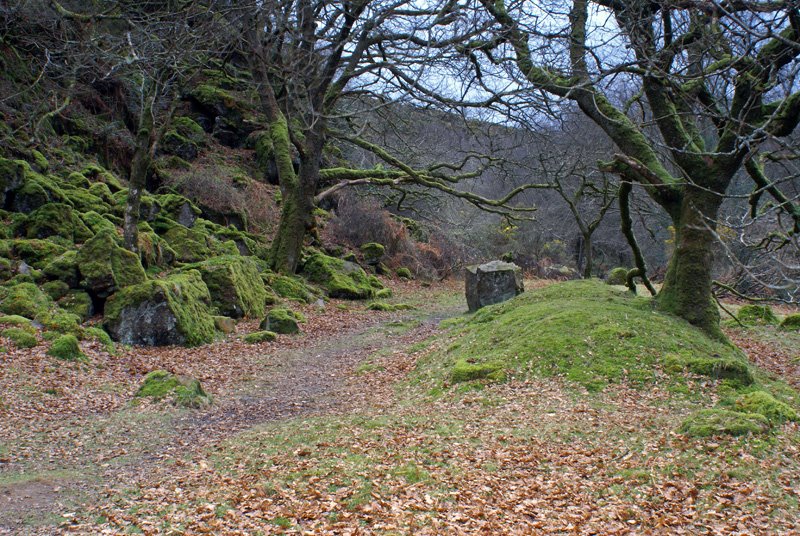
[465,260,524,312]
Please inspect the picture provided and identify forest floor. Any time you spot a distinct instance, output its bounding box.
[1,279,799,535]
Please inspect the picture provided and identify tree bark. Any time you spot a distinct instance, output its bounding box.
[656,187,725,340]
[582,233,593,279]
[123,105,155,253]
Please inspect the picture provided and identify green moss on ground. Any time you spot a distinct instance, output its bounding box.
[734,391,798,423]
[23,203,93,242]
[366,302,415,312]
[42,280,69,300]
[1,327,37,348]
[136,370,212,408]
[243,330,277,343]
[0,315,34,329]
[42,250,79,287]
[678,409,770,437]
[58,290,93,321]
[416,280,751,393]
[451,360,506,384]
[779,314,800,331]
[46,334,84,361]
[182,255,267,319]
[302,253,380,300]
[664,354,754,386]
[737,305,778,326]
[360,242,385,264]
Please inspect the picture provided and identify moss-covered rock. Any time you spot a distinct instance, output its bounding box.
[734,391,798,423]
[77,229,147,298]
[366,301,415,312]
[58,290,93,321]
[138,228,177,268]
[374,288,393,299]
[80,164,124,192]
[1,327,37,348]
[737,304,778,326]
[302,253,380,300]
[360,242,385,265]
[243,330,277,344]
[162,225,211,263]
[182,255,267,318]
[451,360,506,384]
[47,334,85,361]
[42,280,69,300]
[7,239,68,269]
[0,282,51,318]
[38,309,81,334]
[265,273,316,304]
[103,270,216,346]
[678,409,770,437]
[80,211,117,235]
[42,250,80,287]
[396,267,413,280]
[606,267,629,285]
[0,157,26,206]
[780,313,800,331]
[260,308,304,334]
[0,314,34,329]
[135,370,212,407]
[157,194,201,228]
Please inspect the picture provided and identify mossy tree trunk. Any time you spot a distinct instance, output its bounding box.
[581,233,593,279]
[657,187,725,340]
[123,96,156,254]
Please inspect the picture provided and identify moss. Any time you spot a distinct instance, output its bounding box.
[395,267,413,280]
[77,229,147,297]
[162,225,210,263]
[360,242,385,264]
[46,334,85,361]
[62,186,112,215]
[1,327,37,348]
[665,354,755,386]
[265,273,317,304]
[156,194,201,225]
[31,149,48,171]
[42,280,69,300]
[735,391,798,423]
[262,308,304,334]
[302,253,379,300]
[81,326,115,354]
[65,171,91,189]
[173,379,213,408]
[172,116,206,145]
[136,370,181,399]
[678,409,770,437]
[374,288,393,299]
[366,302,415,311]
[243,330,277,343]
[214,315,236,334]
[737,304,778,326]
[780,313,800,330]
[80,164,124,192]
[58,290,93,321]
[138,228,177,269]
[88,182,115,204]
[182,255,268,318]
[416,280,750,393]
[103,271,216,346]
[0,315,34,329]
[0,282,51,318]
[80,211,117,235]
[606,267,629,285]
[9,239,68,269]
[42,250,79,287]
[451,360,506,384]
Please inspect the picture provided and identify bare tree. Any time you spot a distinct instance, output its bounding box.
[435,1,800,339]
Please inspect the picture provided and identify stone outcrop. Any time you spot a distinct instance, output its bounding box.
[465,260,523,312]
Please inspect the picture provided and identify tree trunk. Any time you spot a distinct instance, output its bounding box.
[123,127,154,253]
[268,121,324,274]
[582,233,593,279]
[656,187,724,340]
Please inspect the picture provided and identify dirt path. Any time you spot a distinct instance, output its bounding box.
[0,300,459,534]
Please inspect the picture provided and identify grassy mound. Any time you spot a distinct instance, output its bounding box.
[419,280,746,392]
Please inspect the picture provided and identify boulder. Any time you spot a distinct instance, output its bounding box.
[76,229,147,299]
[465,260,523,312]
[103,271,216,346]
[259,307,305,334]
[302,252,381,300]
[183,255,267,318]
